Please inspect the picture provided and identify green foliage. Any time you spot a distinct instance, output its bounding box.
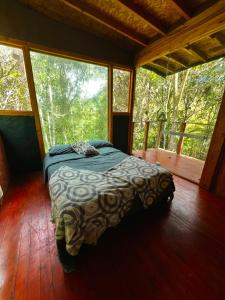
[1,43,224,161]
[0,45,31,110]
[113,69,130,112]
[133,59,225,160]
[30,52,108,151]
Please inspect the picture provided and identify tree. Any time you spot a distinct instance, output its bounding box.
[0,45,30,110]
[31,52,108,150]
[133,58,225,160]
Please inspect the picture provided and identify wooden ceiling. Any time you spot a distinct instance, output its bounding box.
[20,0,225,76]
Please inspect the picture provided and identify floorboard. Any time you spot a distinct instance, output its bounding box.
[0,172,225,299]
[133,148,204,184]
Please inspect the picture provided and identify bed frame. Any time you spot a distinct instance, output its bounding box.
[56,181,175,273]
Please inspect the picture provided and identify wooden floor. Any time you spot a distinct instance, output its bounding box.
[1,172,225,300]
[133,148,205,184]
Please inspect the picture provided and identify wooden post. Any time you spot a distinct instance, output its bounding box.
[143,121,150,151]
[176,122,186,155]
[22,46,45,159]
[108,65,113,143]
[128,68,136,154]
[200,87,225,192]
[130,121,134,152]
[155,120,164,148]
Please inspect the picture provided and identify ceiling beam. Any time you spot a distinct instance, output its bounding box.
[167,53,189,68]
[148,62,174,75]
[211,32,225,46]
[135,1,225,67]
[185,45,208,61]
[63,0,148,46]
[167,0,192,20]
[164,55,188,68]
[152,59,177,73]
[116,0,166,35]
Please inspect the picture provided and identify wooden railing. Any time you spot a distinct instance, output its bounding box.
[132,120,213,156]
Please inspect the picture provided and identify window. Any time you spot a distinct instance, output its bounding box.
[0,44,31,110]
[113,68,130,112]
[30,51,108,151]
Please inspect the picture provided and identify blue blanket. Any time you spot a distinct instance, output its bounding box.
[43,147,128,183]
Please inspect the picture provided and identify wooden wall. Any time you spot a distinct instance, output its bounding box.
[0,0,133,67]
[200,88,225,199]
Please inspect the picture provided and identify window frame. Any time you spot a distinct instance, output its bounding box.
[0,37,134,157]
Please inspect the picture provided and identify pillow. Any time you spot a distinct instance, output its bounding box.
[48,144,73,156]
[88,139,113,148]
[71,141,99,156]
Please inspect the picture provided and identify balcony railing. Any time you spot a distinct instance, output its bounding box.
[132,120,214,161]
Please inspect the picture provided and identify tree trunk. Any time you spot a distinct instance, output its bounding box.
[155,120,164,148]
[168,70,190,151]
[143,121,150,151]
[176,122,186,155]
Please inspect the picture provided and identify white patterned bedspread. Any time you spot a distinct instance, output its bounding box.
[49,156,173,255]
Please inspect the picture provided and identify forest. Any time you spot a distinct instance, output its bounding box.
[133,59,225,160]
[0,43,225,160]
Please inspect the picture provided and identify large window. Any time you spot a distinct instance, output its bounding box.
[113,68,130,112]
[0,44,31,110]
[31,52,108,151]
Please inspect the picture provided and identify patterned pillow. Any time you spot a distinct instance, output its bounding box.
[71,141,99,156]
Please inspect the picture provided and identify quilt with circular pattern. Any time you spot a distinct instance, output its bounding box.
[49,156,173,255]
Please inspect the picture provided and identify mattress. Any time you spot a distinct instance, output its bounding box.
[45,147,175,259]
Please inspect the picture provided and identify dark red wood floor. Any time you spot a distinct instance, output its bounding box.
[1,172,225,300]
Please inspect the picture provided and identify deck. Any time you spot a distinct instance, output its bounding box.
[133,148,205,184]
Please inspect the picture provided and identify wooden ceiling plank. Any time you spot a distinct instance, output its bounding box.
[117,0,166,35]
[143,65,166,77]
[151,61,175,74]
[135,1,225,67]
[164,54,188,68]
[63,0,148,46]
[167,0,192,20]
[168,53,189,68]
[211,32,225,46]
[185,45,207,61]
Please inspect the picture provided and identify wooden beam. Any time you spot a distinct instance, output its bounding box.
[185,45,208,61]
[128,68,136,154]
[0,35,133,70]
[142,65,166,78]
[0,110,33,116]
[167,53,189,67]
[63,0,148,46]
[135,1,225,67]
[200,87,225,191]
[148,62,174,75]
[117,0,166,35]
[22,47,45,159]
[211,32,225,46]
[152,59,176,73]
[164,55,187,68]
[108,65,113,143]
[182,47,206,62]
[168,0,192,20]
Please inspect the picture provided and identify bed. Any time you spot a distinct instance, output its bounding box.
[44,142,175,272]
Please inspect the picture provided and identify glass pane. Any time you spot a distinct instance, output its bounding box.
[30,51,108,151]
[0,44,31,110]
[113,68,130,112]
